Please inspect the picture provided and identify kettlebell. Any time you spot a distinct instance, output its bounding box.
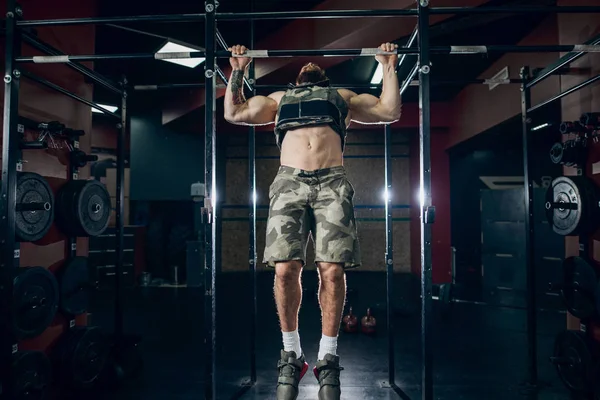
[361,308,376,335]
[342,306,358,333]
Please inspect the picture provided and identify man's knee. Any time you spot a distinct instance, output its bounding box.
[275,261,303,283]
[317,262,345,285]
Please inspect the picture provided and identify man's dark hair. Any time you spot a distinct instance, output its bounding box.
[295,62,327,85]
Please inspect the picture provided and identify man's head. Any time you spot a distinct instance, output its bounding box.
[295,62,327,85]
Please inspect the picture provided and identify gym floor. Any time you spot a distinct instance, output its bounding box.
[89,272,570,400]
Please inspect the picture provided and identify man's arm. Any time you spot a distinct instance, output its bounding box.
[223,44,282,126]
[224,69,281,126]
[346,43,402,124]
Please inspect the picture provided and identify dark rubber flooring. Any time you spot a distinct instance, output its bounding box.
[88,271,571,400]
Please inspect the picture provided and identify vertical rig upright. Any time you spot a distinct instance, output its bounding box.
[417,2,434,400]
[114,77,128,341]
[0,0,21,393]
[248,7,258,386]
[204,0,218,399]
[520,66,538,391]
[384,123,395,385]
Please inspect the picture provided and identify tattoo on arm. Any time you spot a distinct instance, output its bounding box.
[231,70,245,105]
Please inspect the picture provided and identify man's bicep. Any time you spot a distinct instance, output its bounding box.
[245,95,279,124]
[349,93,383,124]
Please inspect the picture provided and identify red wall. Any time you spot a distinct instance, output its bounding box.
[448,16,560,148]
[0,0,97,351]
[556,0,600,331]
[409,128,451,283]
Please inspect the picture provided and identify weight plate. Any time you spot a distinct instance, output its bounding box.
[562,257,597,319]
[545,176,600,236]
[58,257,93,316]
[56,180,111,237]
[11,267,59,339]
[553,330,595,393]
[15,172,54,242]
[54,326,110,389]
[10,350,52,400]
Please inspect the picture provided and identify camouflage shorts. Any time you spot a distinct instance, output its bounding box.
[263,165,361,269]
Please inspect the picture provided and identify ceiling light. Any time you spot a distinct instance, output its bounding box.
[92,104,118,114]
[156,41,205,68]
[531,122,550,131]
[370,63,383,84]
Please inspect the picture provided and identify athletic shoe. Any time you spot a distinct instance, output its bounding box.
[276,350,309,400]
[313,353,344,400]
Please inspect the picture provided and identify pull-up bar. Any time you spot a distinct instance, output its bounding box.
[132,78,521,91]
[15,6,600,26]
[15,45,600,63]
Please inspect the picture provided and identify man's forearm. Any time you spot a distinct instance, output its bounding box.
[379,64,401,117]
[224,69,247,119]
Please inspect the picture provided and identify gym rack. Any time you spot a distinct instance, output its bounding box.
[0,0,127,397]
[3,2,600,400]
[519,32,600,390]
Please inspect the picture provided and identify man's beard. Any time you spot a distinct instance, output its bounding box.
[296,70,327,85]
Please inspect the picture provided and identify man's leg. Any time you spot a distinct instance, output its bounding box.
[263,167,311,400]
[274,261,304,358]
[311,168,361,400]
[316,262,346,360]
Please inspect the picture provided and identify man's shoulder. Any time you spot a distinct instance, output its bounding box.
[268,91,286,104]
[336,88,356,103]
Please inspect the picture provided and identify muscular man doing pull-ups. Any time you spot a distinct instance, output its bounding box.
[224,43,402,400]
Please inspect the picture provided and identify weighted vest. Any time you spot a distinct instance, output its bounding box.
[274,82,349,151]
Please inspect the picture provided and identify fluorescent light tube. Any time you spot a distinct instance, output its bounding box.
[92,104,118,114]
[156,41,205,68]
[370,63,383,84]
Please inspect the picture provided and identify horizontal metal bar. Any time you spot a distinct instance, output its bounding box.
[528,74,600,113]
[21,32,122,94]
[15,6,600,27]
[216,9,417,20]
[134,77,520,91]
[527,34,600,88]
[16,52,189,62]
[247,45,600,57]
[134,82,389,90]
[17,13,205,27]
[21,71,121,119]
[18,45,600,63]
[429,6,600,15]
[216,6,600,21]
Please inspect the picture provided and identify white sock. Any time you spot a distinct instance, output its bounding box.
[318,334,338,360]
[282,329,302,358]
